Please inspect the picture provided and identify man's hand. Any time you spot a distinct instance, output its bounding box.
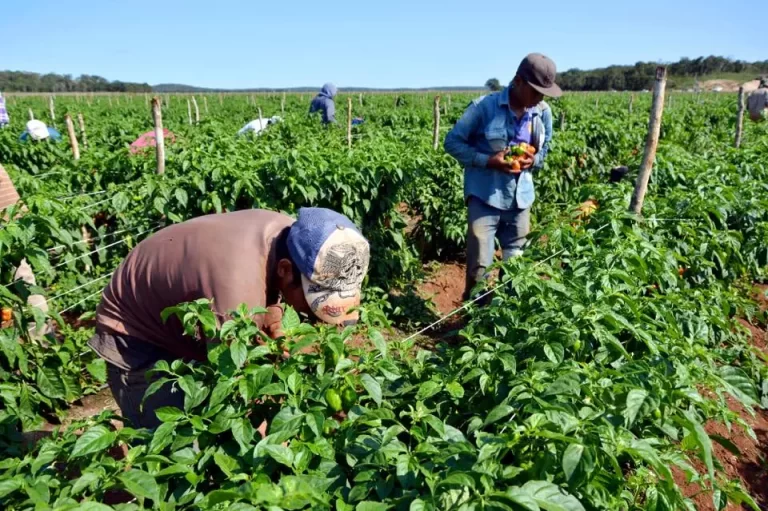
[518,154,535,170]
[264,305,284,339]
[486,150,521,175]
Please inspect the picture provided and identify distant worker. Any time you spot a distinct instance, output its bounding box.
[444,53,562,301]
[0,92,9,127]
[238,116,282,136]
[19,119,61,142]
[747,77,768,122]
[89,207,370,429]
[309,83,337,124]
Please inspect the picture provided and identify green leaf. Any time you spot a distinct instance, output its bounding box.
[521,480,585,511]
[356,502,390,511]
[71,472,101,496]
[155,406,185,422]
[624,388,648,427]
[36,366,66,399]
[680,411,715,481]
[417,381,442,400]
[71,425,116,458]
[175,188,188,208]
[230,339,247,369]
[263,444,294,467]
[149,422,175,453]
[31,442,59,475]
[119,469,160,502]
[361,374,382,406]
[74,503,115,511]
[446,381,465,399]
[369,329,388,358]
[562,443,584,482]
[85,358,107,383]
[718,366,758,406]
[282,306,301,331]
[484,404,515,426]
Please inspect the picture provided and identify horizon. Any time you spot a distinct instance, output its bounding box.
[2,0,764,89]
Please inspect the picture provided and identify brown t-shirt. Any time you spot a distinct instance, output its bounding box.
[92,209,294,367]
[0,164,21,212]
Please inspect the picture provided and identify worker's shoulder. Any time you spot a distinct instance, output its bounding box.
[470,91,502,108]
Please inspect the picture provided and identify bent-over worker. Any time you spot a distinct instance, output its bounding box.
[89,207,370,429]
[747,77,768,122]
[444,53,562,301]
[238,116,282,136]
[309,83,337,124]
[19,120,61,142]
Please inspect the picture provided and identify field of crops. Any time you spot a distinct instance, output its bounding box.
[0,90,766,511]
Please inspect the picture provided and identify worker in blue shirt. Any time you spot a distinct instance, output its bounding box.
[444,53,562,301]
[309,83,337,124]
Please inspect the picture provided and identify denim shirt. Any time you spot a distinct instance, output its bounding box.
[444,87,548,210]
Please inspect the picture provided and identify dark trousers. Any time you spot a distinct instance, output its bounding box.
[106,362,185,430]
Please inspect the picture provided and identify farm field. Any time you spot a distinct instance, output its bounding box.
[0,90,767,511]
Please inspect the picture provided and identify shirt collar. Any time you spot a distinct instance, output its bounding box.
[499,87,539,118]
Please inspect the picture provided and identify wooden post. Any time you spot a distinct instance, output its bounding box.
[629,66,667,215]
[258,107,264,130]
[152,98,165,175]
[595,96,599,108]
[447,95,451,108]
[433,96,441,150]
[28,109,34,121]
[165,95,170,108]
[628,94,634,114]
[187,99,193,125]
[65,115,80,160]
[347,97,352,149]
[145,93,149,106]
[192,97,200,123]
[735,87,745,149]
[219,93,223,106]
[48,96,55,122]
[116,95,121,105]
[108,96,113,107]
[78,113,88,149]
[443,102,447,116]
[281,92,286,116]
[359,93,363,107]
[203,96,209,114]
[559,111,566,130]
[80,226,92,273]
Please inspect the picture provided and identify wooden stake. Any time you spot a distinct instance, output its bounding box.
[281,92,286,116]
[735,87,745,148]
[359,93,363,107]
[80,226,92,273]
[433,96,441,150]
[187,99,193,125]
[559,111,566,130]
[116,96,121,105]
[443,102,447,116]
[629,66,667,215]
[165,95,170,108]
[78,113,88,149]
[65,115,80,160]
[28,109,34,121]
[152,98,165,175]
[628,95,634,114]
[347,97,352,149]
[203,96,209,114]
[219,93,223,106]
[192,97,200,123]
[258,107,264,130]
[48,96,55,121]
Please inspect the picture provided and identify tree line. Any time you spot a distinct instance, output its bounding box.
[0,71,151,93]
[487,56,768,92]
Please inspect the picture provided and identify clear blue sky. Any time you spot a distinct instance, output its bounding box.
[1,0,763,89]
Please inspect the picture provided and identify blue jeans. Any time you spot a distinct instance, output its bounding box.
[465,196,531,299]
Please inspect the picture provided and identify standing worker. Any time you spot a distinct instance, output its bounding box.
[444,53,562,301]
[0,92,9,128]
[89,207,370,429]
[309,83,337,124]
[747,77,768,122]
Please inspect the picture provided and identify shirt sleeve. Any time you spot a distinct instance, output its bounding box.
[325,100,336,124]
[534,106,553,168]
[444,102,490,169]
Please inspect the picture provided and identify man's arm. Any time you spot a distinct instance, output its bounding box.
[325,100,336,124]
[534,106,553,168]
[444,102,491,169]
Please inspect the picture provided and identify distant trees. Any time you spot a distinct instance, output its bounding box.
[558,56,768,91]
[0,71,151,93]
[485,78,502,91]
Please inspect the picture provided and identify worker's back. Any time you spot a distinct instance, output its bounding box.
[309,83,337,124]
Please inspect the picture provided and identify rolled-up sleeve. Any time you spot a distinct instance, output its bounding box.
[444,102,488,169]
[534,106,553,168]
